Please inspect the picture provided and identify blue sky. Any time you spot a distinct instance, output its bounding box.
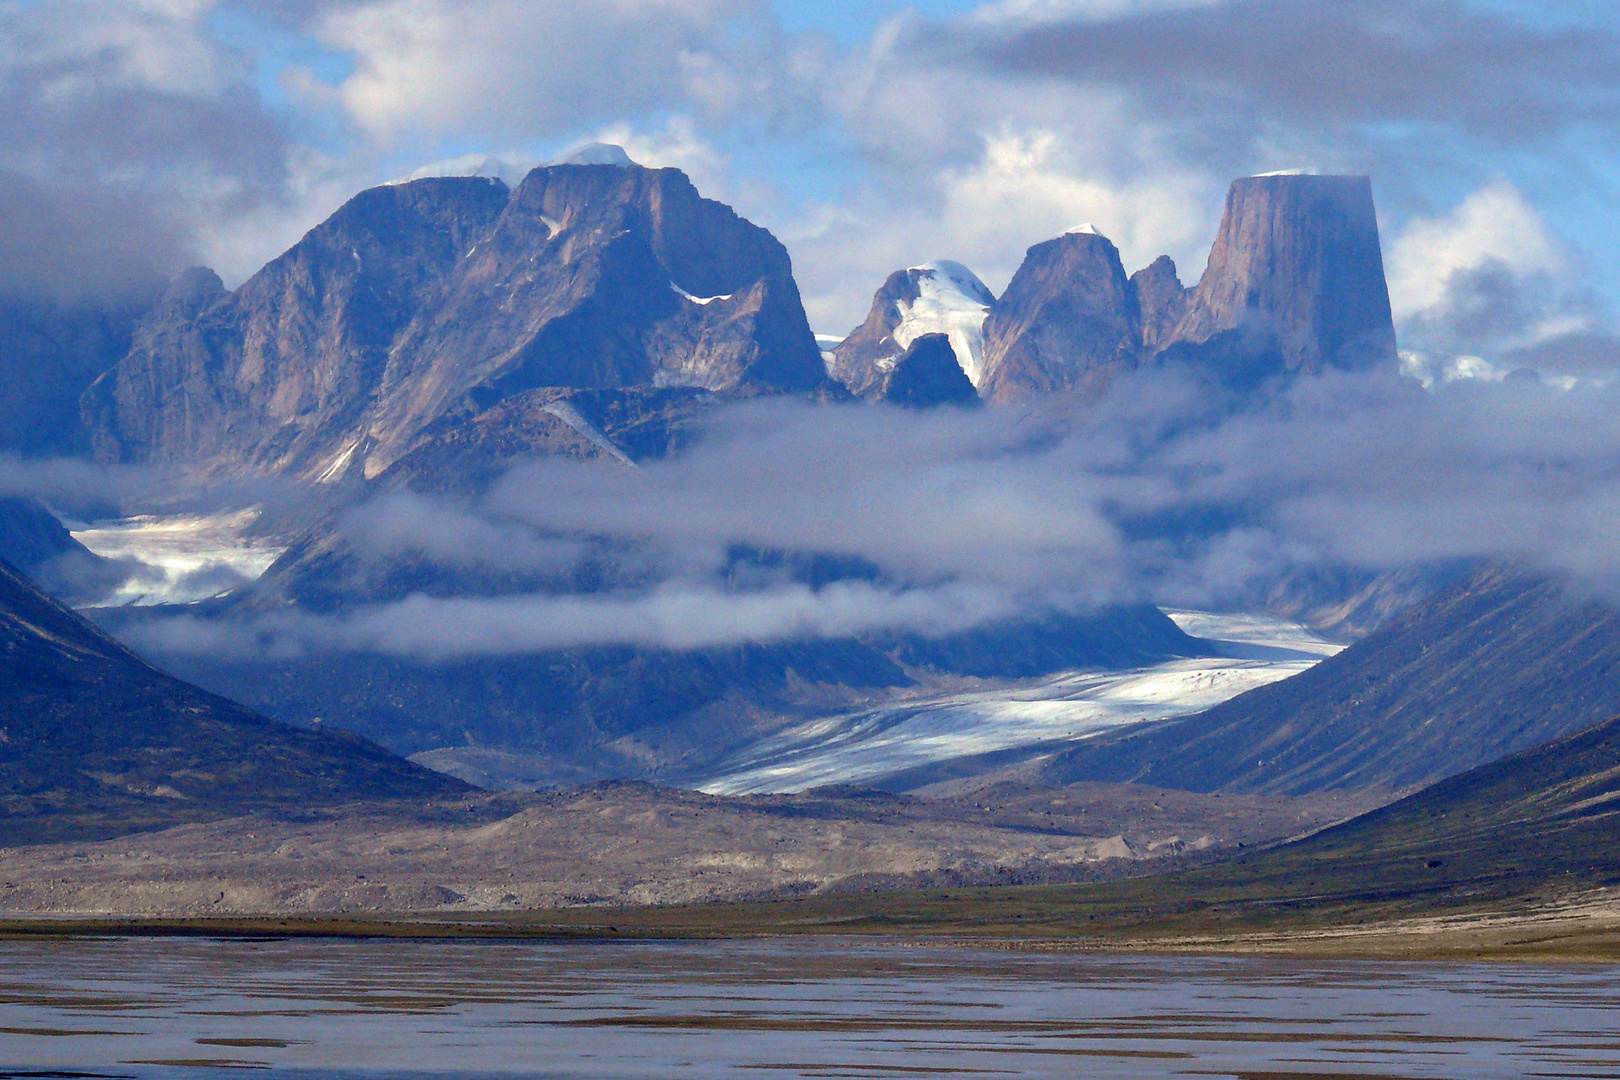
[1,0,1616,375]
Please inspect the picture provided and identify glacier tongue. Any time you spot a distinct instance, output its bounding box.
[891,261,996,387]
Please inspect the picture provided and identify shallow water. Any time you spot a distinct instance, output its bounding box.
[0,937,1615,1079]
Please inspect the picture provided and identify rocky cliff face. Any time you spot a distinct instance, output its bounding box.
[84,158,827,480]
[967,176,1397,404]
[1129,255,1190,352]
[1162,174,1398,377]
[978,229,1141,404]
[829,262,994,396]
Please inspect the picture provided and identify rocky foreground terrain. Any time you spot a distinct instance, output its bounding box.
[0,780,1380,917]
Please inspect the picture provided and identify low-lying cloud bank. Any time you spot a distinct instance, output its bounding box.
[100,365,1620,662]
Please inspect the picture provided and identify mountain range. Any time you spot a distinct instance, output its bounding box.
[2,147,1612,947]
[833,173,1398,404]
[82,158,827,481]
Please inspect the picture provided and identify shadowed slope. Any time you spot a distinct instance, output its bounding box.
[1041,563,1620,795]
[0,559,465,845]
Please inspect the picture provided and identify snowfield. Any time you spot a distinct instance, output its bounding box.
[695,610,1344,795]
[891,261,996,386]
[70,509,286,605]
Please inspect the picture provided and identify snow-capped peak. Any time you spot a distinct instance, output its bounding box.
[1066,222,1102,236]
[553,142,637,167]
[891,260,997,387]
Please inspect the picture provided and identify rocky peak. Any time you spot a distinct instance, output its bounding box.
[977,230,1140,404]
[1163,174,1397,377]
[84,162,826,480]
[829,261,993,397]
[1129,256,1189,352]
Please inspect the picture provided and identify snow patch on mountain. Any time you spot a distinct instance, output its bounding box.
[392,154,528,187]
[671,283,733,305]
[553,142,637,167]
[891,261,997,387]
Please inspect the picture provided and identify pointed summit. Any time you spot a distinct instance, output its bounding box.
[977,230,1140,403]
[829,261,994,395]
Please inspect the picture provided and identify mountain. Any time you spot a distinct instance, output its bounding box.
[84,153,827,481]
[867,334,980,408]
[1129,255,1190,352]
[0,288,157,456]
[978,227,1140,404]
[972,175,1398,404]
[1227,710,1620,906]
[1076,710,1620,925]
[1041,563,1620,796]
[829,262,995,396]
[0,557,465,845]
[1158,173,1398,380]
[0,496,127,605]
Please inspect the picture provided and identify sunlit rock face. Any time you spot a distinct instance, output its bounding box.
[978,229,1141,404]
[84,155,827,481]
[1160,174,1399,380]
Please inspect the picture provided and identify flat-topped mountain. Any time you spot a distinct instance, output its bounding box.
[1160,174,1398,378]
[830,262,995,396]
[84,153,827,480]
[0,557,465,845]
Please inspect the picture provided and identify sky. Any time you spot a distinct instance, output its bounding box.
[1,0,1617,380]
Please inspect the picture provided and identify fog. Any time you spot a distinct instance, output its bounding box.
[88,363,1620,661]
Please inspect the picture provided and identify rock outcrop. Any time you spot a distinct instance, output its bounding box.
[1129,255,1190,352]
[829,262,994,396]
[978,228,1140,404]
[869,333,980,408]
[1161,174,1398,378]
[84,155,827,480]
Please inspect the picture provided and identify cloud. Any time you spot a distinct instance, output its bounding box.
[1387,180,1566,320]
[113,362,1620,662]
[314,0,781,143]
[1388,180,1619,379]
[0,0,295,298]
[131,578,1021,661]
[958,0,1620,146]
